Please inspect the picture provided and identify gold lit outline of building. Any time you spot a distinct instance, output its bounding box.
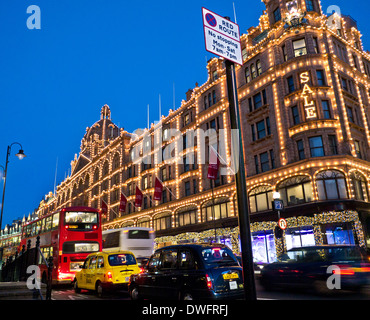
[30,0,370,260]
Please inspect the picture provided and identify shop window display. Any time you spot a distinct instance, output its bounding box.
[324,223,355,245]
[251,230,277,264]
[285,226,315,250]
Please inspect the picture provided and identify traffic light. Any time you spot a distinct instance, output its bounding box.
[275,226,284,239]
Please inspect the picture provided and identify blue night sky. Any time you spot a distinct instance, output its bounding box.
[0,0,369,227]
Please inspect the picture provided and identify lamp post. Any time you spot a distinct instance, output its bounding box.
[0,143,26,230]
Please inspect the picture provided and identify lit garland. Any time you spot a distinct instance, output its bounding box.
[155,210,365,256]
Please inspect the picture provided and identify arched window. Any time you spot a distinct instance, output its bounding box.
[316,170,348,200]
[350,172,369,201]
[93,168,100,183]
[137,218,150,228]
[248,186,273,213]
[251,64,257,79]
[201,197,230,222]
[153,212,172,231]
[112,153,120,170]
[245,67,251,83]
[256,59,262,76]
[102,161,109,177]
[277,176,313,206]
[176,205,197,227]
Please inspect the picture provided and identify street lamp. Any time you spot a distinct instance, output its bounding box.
[0,142,27,230]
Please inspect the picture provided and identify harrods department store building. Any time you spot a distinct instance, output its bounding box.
[34,0,370,264]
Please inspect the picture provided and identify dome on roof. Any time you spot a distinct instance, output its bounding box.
[83,104,120,145]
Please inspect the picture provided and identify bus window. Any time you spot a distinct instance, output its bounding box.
[128,230,150,239]
[102,231,120,249]
[45,216,52,232]
[31,223,36,237]
[52,213,59,229]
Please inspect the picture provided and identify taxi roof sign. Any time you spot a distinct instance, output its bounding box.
[202,7,243,65]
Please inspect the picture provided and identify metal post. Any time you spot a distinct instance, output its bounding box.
[46,256,53,300]
[225,59,257,300]
[0,146,11,230]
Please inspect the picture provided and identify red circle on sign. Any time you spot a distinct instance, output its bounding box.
[278,218,287,230]
[206,13,217,27]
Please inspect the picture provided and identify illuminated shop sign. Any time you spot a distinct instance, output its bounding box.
[300,71,317,119]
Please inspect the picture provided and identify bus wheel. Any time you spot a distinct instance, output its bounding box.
[74,280,81,294]
[96,281,104,298]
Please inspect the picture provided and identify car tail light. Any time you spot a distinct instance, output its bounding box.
[333,265,355,276]
[106,271,113,280]
[205,274,213,290]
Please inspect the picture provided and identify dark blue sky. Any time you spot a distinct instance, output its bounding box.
[0,0,369,227]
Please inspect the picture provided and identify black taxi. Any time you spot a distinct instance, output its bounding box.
[129,243,244,300]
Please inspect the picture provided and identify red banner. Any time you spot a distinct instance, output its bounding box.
[154,177,163,201]
[135,186,143,207]
[101,200,108,215]
[207,147,220,180]
[119,193,127,213]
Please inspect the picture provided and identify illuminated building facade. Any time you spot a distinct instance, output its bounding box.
[34,0,370,263]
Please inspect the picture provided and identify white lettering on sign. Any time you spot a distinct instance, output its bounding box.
[300,72,317,119]
[202,7,243,65]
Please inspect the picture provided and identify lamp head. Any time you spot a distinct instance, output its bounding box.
[15,149,26,160]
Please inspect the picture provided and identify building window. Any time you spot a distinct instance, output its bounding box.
[282,45,288,62]
[273,7,281,23]
[260,152,270,172]
[201,198,230,222]
[254,155,259,174]
[316,70,326,86]
[297,139,305,160]
[351,172,369,201]
[306,0,314,12]
[248,186,273,213]
[245,67,251,83]
[277,176,313,206]
[251,64,257,79]
[185,181,191,197]
[309,136,325,157]
[287,76,295,93]
[251,124,256,142]
[322,100,331,119]
[256,60,262,76]
[256,119,266,139]
[153,214,172,231]
[293,38,307,57]
[354,140,362,159]
[347,106,355,123]
[328,135,338,155]
[253,92,263,109]
[291,106,300,125]
[313,37,319,53]
[176,208,197,227]
[316,170,348,200]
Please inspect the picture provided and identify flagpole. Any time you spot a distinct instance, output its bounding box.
[156,176,177,200]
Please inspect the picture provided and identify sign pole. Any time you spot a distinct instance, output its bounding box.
[225,59,257,301]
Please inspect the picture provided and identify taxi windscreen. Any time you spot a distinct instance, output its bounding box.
[108,253,137,266]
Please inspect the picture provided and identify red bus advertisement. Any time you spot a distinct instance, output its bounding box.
[20,206,102,284]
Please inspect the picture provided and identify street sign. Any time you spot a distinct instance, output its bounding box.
[273,199,284,211]
[278,218,288,230]
[202,7,243,65]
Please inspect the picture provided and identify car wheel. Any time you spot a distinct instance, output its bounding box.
[74,280,81,294]
[96,281,104,298]
[130,285,141,300]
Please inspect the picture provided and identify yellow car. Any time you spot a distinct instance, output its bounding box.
[74,251,141,297]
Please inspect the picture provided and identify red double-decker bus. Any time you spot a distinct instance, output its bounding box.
[20,206,102,284]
